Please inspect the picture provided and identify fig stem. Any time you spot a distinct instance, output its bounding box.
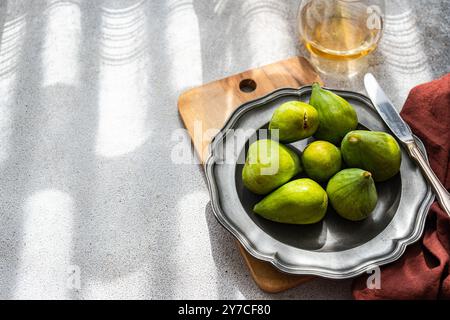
[363,171,372,178]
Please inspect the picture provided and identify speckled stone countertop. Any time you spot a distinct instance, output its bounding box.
[0,0,448,299]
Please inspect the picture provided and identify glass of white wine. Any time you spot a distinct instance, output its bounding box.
[298,0,384,61]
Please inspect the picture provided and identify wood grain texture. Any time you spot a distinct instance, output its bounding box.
[178,56,321,293]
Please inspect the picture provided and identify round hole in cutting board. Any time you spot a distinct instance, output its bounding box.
[239,79,257,93]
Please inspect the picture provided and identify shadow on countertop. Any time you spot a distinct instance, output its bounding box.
[205,202,354,300]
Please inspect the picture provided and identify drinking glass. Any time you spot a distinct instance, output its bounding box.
[298,0,384,60]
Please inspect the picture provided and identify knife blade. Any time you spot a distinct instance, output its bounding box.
[364,73,414,143]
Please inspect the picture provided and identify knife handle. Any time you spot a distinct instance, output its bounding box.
[405,141,450,217]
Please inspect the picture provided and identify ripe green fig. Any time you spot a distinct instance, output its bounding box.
[326,169,378,221]
[302,141,342,183]
[254,179,328,225]
[269,101,319,143]
[242,139,301,195]
[309,83,358,145]
[341,130,402,182]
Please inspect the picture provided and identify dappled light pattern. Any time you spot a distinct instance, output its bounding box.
[95,1,151,157]
[377,6,432,108]
[42,0,81,86]
[381,9,431,75]
[14,189,74,299]
[0,14,26,165]
[241,0,296,66]
[99,0,147,65]
[0,15,26,76]
[165,0,203,92]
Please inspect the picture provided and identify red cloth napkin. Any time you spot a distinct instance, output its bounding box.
[352,73,450,300]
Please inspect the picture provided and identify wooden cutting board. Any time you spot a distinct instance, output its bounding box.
[178,56,321,293]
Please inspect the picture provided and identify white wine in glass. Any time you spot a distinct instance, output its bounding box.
[298,0,384,60]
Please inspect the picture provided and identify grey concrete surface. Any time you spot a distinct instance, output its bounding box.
[0,0,448,300]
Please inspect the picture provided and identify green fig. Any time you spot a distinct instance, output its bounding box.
[269,101,320,143]
[309,83,358,145]
[302,141,342,183]
[254,179,328,225]
[341,130,402,182]
[327,169,378,221]
[242,139,302,195]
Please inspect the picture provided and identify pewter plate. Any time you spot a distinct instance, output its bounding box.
[205,86,434,279]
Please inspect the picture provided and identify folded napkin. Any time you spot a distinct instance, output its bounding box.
[352,73,450,300]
